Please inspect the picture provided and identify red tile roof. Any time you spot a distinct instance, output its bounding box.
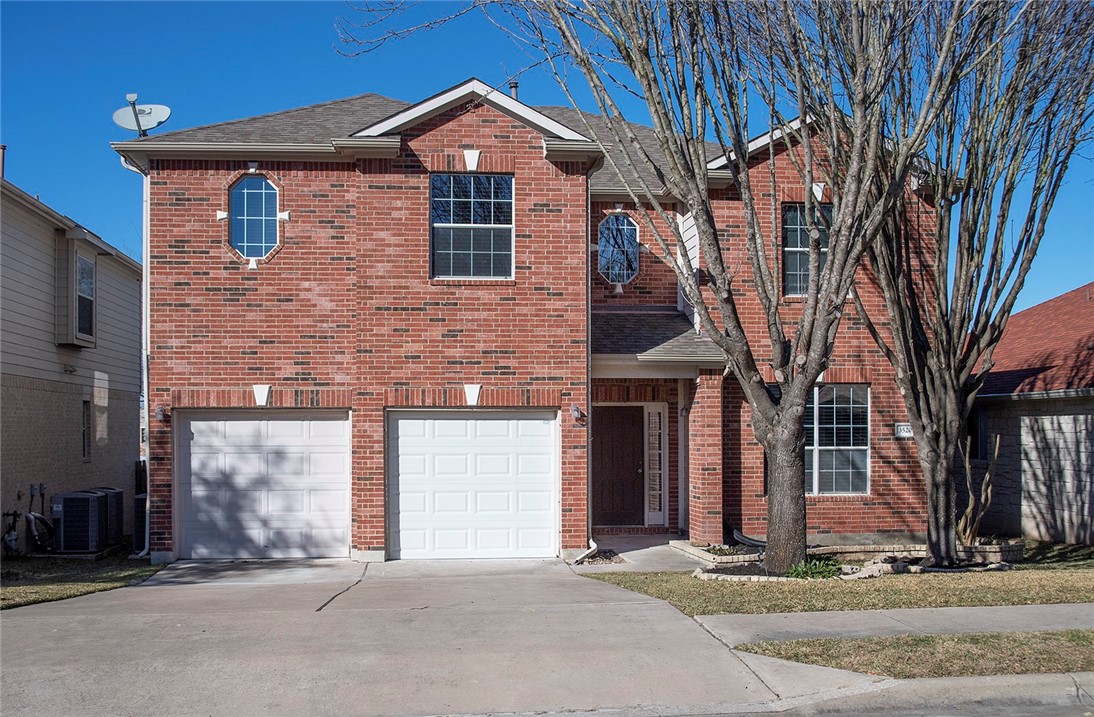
[981,281,1094,395]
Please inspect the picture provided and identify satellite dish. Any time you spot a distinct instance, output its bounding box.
[112,94,171,136]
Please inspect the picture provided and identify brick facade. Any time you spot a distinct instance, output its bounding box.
[138,83,932,560]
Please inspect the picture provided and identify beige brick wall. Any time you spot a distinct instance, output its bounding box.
[1,374,140,548]
[972,396,1093,544]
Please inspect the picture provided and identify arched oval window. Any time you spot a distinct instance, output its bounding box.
[229,175,279,258]
[597,213,639,285]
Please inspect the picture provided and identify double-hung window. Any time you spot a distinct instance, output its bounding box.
[805,384,869,494]
[430,174,513,279]
[782,203,831,296]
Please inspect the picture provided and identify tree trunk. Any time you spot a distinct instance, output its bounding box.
[764,422,808,575]
[920,433,959,567]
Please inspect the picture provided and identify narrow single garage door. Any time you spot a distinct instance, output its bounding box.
[389,411,559,559]
[178,411,351,559]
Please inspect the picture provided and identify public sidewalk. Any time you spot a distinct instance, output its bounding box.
[696,601,1094,645]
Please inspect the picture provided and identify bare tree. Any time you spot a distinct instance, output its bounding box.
[341,0,980,573]
[854,1,1094,566]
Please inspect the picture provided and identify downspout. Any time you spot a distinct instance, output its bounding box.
[573,153,604,565]
[119,154,151,558]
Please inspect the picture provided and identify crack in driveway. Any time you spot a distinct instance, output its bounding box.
[315,563,367,611]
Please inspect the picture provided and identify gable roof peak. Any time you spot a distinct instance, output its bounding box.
[353,77,591,142]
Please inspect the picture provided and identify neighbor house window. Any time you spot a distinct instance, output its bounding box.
[75,254,95,341]
[229,175,279,258]
[82,399,92,461]
[783,203,831,296]
[805,384,869,494]
[430,174,513,278]
[597,213,640,285]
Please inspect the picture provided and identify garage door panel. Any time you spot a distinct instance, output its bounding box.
[179,411,350,559]
[389,411,558,559]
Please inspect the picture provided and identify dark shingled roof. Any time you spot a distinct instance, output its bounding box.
[124,90,721,195]
[980,281,1094,396]
[591,309,723,361]
[125,93,412,145]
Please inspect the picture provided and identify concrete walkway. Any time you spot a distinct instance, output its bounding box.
[697,602,1094,645]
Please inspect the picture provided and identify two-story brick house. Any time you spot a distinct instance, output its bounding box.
[113,78,925,563]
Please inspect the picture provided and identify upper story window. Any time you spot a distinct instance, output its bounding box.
[56,238,97,348]
[597,213,639,285]
[430,174,513,279]
[76,254,95,340]
[783,203,831,296]
[805,384,870,494]
[229,175,279,258]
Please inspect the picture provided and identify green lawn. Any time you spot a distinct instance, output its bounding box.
[1,555,160,609]
[738,630,1094,678]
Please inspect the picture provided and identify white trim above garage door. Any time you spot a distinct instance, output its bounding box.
[177,410,351,559]
[388,410,560,559]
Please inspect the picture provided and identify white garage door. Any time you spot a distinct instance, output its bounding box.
[178,411,351,559]
[389,411,559,559]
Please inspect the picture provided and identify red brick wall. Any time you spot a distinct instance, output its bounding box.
[589,202,680,306]
[707,142,931,540]
[146,102,591,555]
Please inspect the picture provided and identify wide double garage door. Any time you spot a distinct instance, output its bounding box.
[177,410,559,560]
[388,411,559,560]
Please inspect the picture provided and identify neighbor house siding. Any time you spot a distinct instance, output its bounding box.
[0,185,142,538]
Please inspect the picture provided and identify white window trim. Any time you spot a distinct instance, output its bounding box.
[73,247,97,345]
[596,213,640,286]
[430,174,516,280]
[782,203,831,297]
[805,385,871,495]
[229,175,280,259]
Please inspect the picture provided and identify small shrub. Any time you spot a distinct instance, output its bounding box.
[787,557,842,580]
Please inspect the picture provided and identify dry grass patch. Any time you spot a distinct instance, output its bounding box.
[1,555,160,609]
[587,569,1094,616]
[737,630,1094,678]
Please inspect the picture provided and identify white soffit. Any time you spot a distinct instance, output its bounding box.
[353,78,591,142]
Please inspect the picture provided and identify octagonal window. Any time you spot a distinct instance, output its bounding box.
[229,175,279,258]
[598,213,639,285]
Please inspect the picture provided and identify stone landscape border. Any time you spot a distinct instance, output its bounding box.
[670,540,1024,566]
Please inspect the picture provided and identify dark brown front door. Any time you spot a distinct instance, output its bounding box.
[591,405,645,525]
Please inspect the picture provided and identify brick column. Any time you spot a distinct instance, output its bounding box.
[688,370,724,545]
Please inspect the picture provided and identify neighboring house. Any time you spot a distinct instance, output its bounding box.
[112,78,926,564]
[1,175,143,543]
[970,282,1094,544]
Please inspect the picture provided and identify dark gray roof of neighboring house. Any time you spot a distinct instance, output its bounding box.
[124,93,413,145]
[591,308,723,361]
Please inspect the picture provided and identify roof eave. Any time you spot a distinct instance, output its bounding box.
[111,141,345,167]
[543,138,604,162]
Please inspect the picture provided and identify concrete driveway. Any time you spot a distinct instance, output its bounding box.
[0,558,870,717]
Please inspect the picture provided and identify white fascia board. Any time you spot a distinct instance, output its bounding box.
[331,136,402,158]
[111,142,341,169]
[706,116,808,170]
[354,78,591,142]
[592,355,703,379]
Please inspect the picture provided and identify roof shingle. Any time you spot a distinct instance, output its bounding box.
[980,282,1094,396]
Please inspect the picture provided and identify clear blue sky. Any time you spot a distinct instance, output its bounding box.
[2,1,1091,312]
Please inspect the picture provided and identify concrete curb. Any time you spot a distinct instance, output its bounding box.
[450,671,1094,716]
